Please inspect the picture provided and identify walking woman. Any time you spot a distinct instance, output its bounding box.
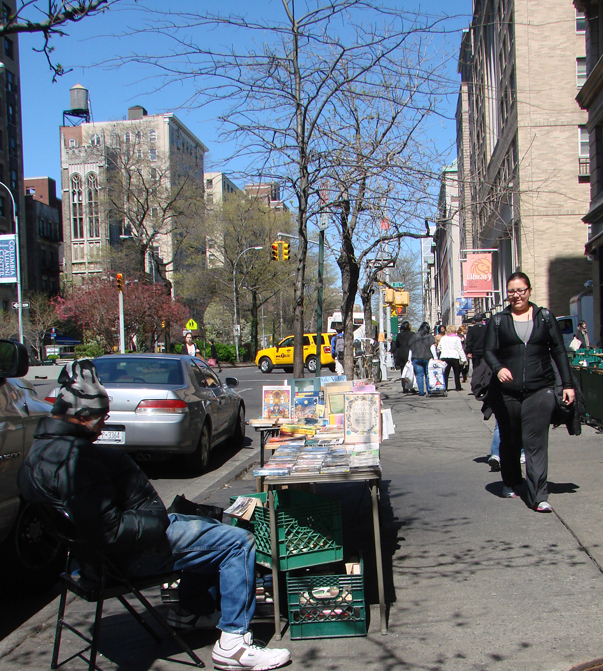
[484,272,574,512]
[409,322,437,397]
[394,321,414,392]
[437,325,467,391]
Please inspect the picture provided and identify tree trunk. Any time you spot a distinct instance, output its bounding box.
[337,201,360,380]
[250,290,259,358]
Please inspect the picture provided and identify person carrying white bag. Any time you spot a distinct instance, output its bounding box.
[408,323,438,396]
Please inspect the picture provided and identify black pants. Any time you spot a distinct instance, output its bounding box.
[442,358,462,391]
[491,386,556,506]
[472,354,483,369]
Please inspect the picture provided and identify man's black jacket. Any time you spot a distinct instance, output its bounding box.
[484,304,573,393]
[17,416,169,557]
[464,322,487,356]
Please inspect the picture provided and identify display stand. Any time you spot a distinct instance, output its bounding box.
[262,469,386,639]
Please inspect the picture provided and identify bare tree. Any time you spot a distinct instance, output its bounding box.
[24,292,59,360]
[108,1,450,377]
[0,1,122,79]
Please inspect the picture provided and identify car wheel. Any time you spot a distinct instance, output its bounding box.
[259,357,273,373]
[185,423,211,474]
[232,404,245,447]
[0,501,65,595]
[305,355,317,373]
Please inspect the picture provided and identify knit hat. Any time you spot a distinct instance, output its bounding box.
[52,359,110,418]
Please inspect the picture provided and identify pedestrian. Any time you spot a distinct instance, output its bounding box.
[458,325,469,382]
[488,421,526,471]
[393,321,415,392]
[408,322,437,397]
[434,324,446,347]
[437,325,467,392]
[484,271,575,512]
[17,359,291,670]
[210,339,222,372]
[465,313,488,372]
[184,331,200,357]
[575,320,590,349]
[331,327,345,375]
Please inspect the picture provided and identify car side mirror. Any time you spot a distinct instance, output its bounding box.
[0,339,29,378]
[224,377,239,388]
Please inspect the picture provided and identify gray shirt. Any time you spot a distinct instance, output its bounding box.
[513,319,533,344]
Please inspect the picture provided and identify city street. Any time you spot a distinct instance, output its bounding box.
[4,374,603,670]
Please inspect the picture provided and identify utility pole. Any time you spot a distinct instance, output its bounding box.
[116,274,125,354]
[315,201,328,378]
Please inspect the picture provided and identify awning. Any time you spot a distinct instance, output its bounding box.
[54,336,81,346]
[585,231,603,255]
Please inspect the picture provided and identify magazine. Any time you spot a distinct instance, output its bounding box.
[344,392,381,444]
[224,496,259,521]
[262,386,292,420]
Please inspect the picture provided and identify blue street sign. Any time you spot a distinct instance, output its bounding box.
[0,234,16,284]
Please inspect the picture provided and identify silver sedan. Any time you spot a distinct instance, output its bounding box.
[46,354,245,472]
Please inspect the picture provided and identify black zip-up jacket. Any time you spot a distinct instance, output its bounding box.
[484,304,573,394]
[17,417,169,558]
[464,322,487,356]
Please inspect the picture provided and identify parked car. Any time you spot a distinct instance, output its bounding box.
[45,354,246,473]
[255,333,336,373]
[0,339,64,594]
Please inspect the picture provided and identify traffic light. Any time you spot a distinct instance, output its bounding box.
[161,320,166,328]
[271,242,280,261]
[282,242,290,261]
[116,273,123,292]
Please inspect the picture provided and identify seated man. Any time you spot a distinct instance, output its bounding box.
[18,359,290,671]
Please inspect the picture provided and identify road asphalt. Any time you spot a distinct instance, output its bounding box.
[3,374,603,671]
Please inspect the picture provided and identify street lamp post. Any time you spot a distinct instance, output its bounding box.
[233,246,263,363]
[0,181,23,343]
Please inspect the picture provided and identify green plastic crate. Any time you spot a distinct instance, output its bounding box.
[286,559,366,639]
[229,490,343,571]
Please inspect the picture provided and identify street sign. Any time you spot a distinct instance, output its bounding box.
[233,325,241,336]
[12,302,29,309]
[391,282,404,288]
[185,318,198,331]
[0,235,17,284]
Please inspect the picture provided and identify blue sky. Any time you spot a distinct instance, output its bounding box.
[18,1,472,197]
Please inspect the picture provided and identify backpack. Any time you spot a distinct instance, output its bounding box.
[335,334,345,360]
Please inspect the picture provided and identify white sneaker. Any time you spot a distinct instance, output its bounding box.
[501,485,517,499]
[212,632,290,670]
[533,501,553,513]
[166,607,220,630]
[488,455,501,471]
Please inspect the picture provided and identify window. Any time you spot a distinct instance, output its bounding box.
[149,148,157,161]
[577,57,587,87]
[8,135,15,156]
[135,130,142,141]
[576,9,587,32]
[149,130,157,142]
[69,138,76,148]
[206,178,213,189]
[70,173,84,240]
[4,37,13,60]
[6,102,14,125]
[150,167,157,179]
[5,71,16,93]
[136,148,143,159]
[2,4,11,24]
[124,131,131,143]
[86,173,100,238]
[38,218,44,237]
[579,126,590,157]
[151,207,158,218]
[10,168,16,190]
[0,195,5,218]
[90,134,100,146]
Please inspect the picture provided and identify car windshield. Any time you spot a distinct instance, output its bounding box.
[94,358,184,385]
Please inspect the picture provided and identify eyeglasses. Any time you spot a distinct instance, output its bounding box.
[506,288,530,297]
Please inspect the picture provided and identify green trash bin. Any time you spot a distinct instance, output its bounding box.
[578,366,603,426]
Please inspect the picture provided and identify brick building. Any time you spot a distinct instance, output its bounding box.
[456,0,590,320]
[24,177,62,295]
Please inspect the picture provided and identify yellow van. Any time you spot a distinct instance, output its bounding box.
[255,333,335,373]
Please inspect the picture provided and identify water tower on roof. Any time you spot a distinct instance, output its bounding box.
[63,84,90,126]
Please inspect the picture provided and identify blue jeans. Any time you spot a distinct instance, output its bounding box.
[125,514,256,634]
[490,420,525,462]
[413,359,430,395]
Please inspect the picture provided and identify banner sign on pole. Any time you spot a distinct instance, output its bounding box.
[0,234,17,284]
[463,253,493,297]
[455,297,473,316]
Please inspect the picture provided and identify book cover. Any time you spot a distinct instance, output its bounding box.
[323,381,354,416]
[293,391,321,420]
[262,386,292,420]
[344,392,381,444]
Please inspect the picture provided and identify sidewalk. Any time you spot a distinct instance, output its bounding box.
[3,380,603,671]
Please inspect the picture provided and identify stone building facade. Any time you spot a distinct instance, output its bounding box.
[456,0,590,320]
[60,101,207,293]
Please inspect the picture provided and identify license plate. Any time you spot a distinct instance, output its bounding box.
[96,430,125,445]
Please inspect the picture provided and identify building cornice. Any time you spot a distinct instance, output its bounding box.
[582,189,603,224]
[576,55,603,110]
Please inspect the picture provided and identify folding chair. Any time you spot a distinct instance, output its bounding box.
[35,506,204,670]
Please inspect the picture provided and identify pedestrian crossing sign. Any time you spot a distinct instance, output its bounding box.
[186,319,198,331]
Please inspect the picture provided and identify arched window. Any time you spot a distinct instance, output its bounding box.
[149,129,157,143]
[90,134,100,146]
[86,172,100,238]
[70,173,83,240]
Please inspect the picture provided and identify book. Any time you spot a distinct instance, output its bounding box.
[262,386,292,420]
[344,392,381,444]
[224,496,259,521]
[323,381,354,416]
[293,391,322,420]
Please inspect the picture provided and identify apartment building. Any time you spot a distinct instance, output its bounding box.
[433,162,463,326]
[24,177,62,294]
[575,0,603,343]
[60,93,207,292]
[0,0,26,310]
[456,0,590,320]
[205,172,241,206]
